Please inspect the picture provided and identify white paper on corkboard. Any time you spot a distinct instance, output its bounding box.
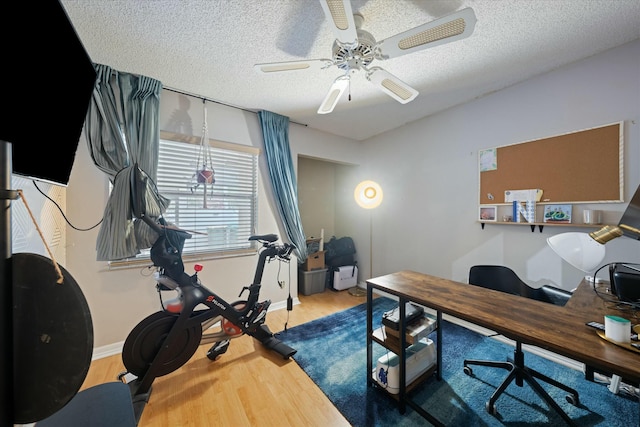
[505,189,543,203]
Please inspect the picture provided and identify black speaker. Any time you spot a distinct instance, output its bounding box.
[609,263,640,303]
[0,0,96,186]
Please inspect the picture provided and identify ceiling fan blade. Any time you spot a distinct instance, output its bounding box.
[317,76,349,114]
[366,67,418,104]
[375,7,477,60]
[319,0,358,46]
[254,59,333,74]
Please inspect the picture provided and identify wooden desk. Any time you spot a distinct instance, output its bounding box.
[366,270,640,423]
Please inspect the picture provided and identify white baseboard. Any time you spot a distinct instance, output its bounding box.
[92,341,124,360]
[91,297,300,361]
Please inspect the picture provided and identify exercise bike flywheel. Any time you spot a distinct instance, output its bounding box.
[122,311,202,377]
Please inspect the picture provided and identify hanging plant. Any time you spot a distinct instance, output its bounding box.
[189,101,215,208]
[196,167,215,184]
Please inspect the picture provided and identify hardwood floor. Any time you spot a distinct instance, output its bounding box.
[81,289,367,426]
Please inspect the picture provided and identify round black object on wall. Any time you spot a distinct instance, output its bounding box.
[12,253,93,424]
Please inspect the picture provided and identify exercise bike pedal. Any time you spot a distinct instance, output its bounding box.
[207,339,230,361]
[250,300,271,324]
[117,370,138,384]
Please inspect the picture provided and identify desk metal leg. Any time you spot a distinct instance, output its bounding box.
[398,297,407,414]
[584,366,595,382]
[436,311,442,381]
[366,285,373,388]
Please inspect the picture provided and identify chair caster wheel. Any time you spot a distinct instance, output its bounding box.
[565,393,579,406]
[207,339,230,361]
[463,366,473,376]
[486,401,498,415]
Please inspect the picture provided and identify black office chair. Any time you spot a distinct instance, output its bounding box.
[463,265,579,424]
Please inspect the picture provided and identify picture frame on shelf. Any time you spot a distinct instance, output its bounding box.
[479,205,497,222]
[543,204,572,223]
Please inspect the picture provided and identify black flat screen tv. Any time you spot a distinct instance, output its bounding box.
[0,0,96,186]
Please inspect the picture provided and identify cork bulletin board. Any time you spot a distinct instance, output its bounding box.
[479,122,624,205]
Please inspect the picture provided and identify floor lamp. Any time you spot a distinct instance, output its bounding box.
[349,180,383,296]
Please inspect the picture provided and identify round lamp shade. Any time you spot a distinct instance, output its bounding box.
[547,232,606,272]
[354,180,383,209]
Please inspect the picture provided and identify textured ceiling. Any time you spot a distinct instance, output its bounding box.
[61,0,640,141]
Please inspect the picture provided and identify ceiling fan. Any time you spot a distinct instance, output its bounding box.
[254,0,477,115]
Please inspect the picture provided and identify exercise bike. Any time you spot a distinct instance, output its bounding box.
[120,167,297,422]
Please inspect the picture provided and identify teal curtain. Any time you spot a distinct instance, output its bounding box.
[84,64,170,261]
[257,111,308,262]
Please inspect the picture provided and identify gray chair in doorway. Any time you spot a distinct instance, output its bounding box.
[463,265,579,424]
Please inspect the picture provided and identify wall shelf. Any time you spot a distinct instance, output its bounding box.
[478,221,610,233]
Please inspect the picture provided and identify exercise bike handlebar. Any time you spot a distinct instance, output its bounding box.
[251,238,294,286]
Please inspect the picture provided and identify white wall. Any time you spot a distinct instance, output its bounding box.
[356,40,640,289]
[297,157,338,240]
[11,176,67,265]
[65,90,362,351]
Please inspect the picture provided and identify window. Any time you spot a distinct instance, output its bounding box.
[152,132,259,259]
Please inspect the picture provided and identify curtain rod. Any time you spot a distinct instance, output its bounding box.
[164,86,307,128]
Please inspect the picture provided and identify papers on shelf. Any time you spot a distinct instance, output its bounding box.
[504,189,543,203]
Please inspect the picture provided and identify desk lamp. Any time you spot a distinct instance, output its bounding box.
[547,185,640,396]
[547,184,640,278]
[349,180,383,296]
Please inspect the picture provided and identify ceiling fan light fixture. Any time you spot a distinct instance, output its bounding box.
[318,77,349,114]
[367,67,418,104]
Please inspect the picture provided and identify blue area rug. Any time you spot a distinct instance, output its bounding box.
[276,297,638,426]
